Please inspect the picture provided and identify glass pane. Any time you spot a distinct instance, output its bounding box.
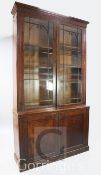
[24,17,54,108]
[59,25,82,105]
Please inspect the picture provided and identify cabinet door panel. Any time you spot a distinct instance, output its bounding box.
[24,17,55,109]
[27,112,59,161]
[58,25,82,105]
[59,108,88,149]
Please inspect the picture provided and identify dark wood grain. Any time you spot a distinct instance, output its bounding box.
[11,2,89,28]
[15,107,89,171]
[12,2,89,172]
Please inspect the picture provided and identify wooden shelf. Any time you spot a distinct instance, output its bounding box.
[60,44,81,52]
[59,65,81,68]
[24,43,53,54]
[24,78,53,81]
[24,65,53,69]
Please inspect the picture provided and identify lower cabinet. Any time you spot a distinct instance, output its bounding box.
[18,107,89,170]
[59,108,89,151]
[27,112,59,161]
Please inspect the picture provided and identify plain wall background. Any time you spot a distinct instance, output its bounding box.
[0,0,101,174]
